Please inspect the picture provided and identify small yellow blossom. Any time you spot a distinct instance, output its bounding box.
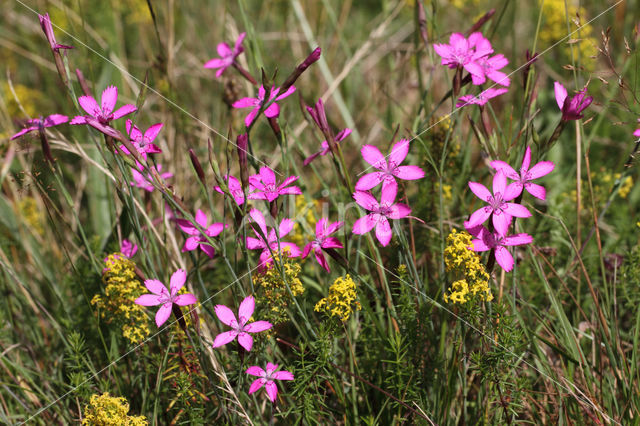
[315,275,361,321]
[82,393,147,425]
[253,250,304,324]
[443,229,493,304]
[618,175,633,199]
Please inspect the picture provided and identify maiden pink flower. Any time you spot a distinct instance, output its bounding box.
[303,128,352,165]
[468,223,533,272]
[433,32,485,81]
[246,362,294,403]
[464,170,531,232]
[39,13,73,52]
[472,54,510,86]
[352,184,411,247]
[204,32,246,78]
[135,269,197,327]
[175,210,228,258]
[355,139,425,193]
[214,174,245,205]
[212,295,272,351]
[232,85,296,127]
[302,218,343,272]
[130,163,173,192]
[70,86,137,126]
[246,209,301,266]
[456,87,509,108]
[120,239,138,258]
[554,81,593,121]
[248,167,302,202]
[119,120,163,159]
[10,114,69,140]
[490,146,555,200]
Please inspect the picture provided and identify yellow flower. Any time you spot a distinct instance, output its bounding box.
[443,230,493,304]
[82,393,147,425]
[315,275,361,321]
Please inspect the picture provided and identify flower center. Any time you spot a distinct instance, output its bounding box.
[489,193,504,213]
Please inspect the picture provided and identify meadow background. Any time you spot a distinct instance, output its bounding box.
[1,0,640,424]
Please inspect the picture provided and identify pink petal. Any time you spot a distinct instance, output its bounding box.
[502,233,533,246]
[360,145,386,169]
[237,332,253,351]
[112,104,137,120]
[249,209,268,236]
[238,296,255,324]
[352,214,378,235]
[464,207,492,229]
[394,165,424,180]
[195,209,209,228]
[272,370,294,381]
[355,172,385,191]
[492,212,511,236]
[174,293,197,306]
[278,218,295,237]
[492,171,507,195]
[314,250,329,271]
[248,378,266,394]
[503,203,531,218]
[388,203,411,219]
[278,186,302,195]
[78,95,100,117]
[388,139,410,165]
[246,236,265,250]
[375,217,392,246]
[233,97,258,108]
[302,243,312,259]
[554,82,567,111]
[144,123,163,142]
[321,237,343,249]
[494,246,514,272]
[352,191,379,211]
[245,320,273,333]
[264,103,280,118]
[259,167,277,186]
[169,269,187,296]
[246,366,266,377]
[212,330,238,348]
[489,160,518,179]
[468,182,492,202]
[275,85,296,101]
[278,242,301,257]
[144,279,166,295]
[315,218,328,238]
[100,86,118,115]
[326,221,343,235]
[217,42,232,57]
[470,238,490,252]
[380,182,398,205]
[155,303,172,327]
[176,219,199,235]
[527,161,555,179]
[206,223,227,237]
[204,58,224,69]
[69,116,88,125]
[183,236,200,251]
[44,114,69,126]
[525,183,546,200]
[214,304,237,326]
[200,243,216,258]
[265,381,278,402]
[503,182,523,201]
[244,107,260,127]
[10,127,37,140]
[135,294,162,306]
[521,146,532,171]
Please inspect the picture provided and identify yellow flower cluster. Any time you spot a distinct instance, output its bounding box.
[91,254,150,344]
[315,275,361,322]
[82,393,147,425]
[289,197,319,249]
[618,175,633,199]
[3,82,39,118]
[443,229,493,304]
[540,0,598,64]
[16,197,44,236]
[253,251,304,324]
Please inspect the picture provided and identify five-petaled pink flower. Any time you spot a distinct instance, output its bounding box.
[352,184,411,247]
[70,86,137,126]
[212,295,272,351]
[120,239,138,258]
[303,128,352,166]
[433,32,493,82]
[10,114,69,140]
[554,82,593,121]
[456,87,509,108]
[39,13,73,52]
[464,170,531,232]
[246,209,301,266]
[468,221,533,272]
[204,32,246,78]
[135,269,197,327]
[248,167,302,202]
[214,174,245,205]
[232,85,296,127]
[472,53,510,86]
[120,120,163,159]
[246,362,294,403]
[356,139,425,193]
[130,163,173,192]
[490,146,555,200]
[302,218,343,272]
[175,210,228,258]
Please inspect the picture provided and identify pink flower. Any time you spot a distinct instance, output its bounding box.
[634,119,640,138]
[433,32,492,82]
[246,209,301,266]
[490,146,555,200]
[355,139,425,193]
[302,219,343,272]
[135,269,197,327]
[10,114,68,140]
[246,362,294,403]
[70,86,137,126]
[248,167,302,202]
[120,239,138,258]
[464,170,531,232]
[232,85,296,127]
[352,184,411,247]
[214,175,245,205]
[468,223,533,272]
[175,210,228,258]
[130,163,173,192]
[456,87,508,108]
[472,54,510,86]
[39,13,73,52]
[303,128,352,166]
[212,295,272,351]
[204,32,246,78]
[554,82,593,121]
[119,120,163,159]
